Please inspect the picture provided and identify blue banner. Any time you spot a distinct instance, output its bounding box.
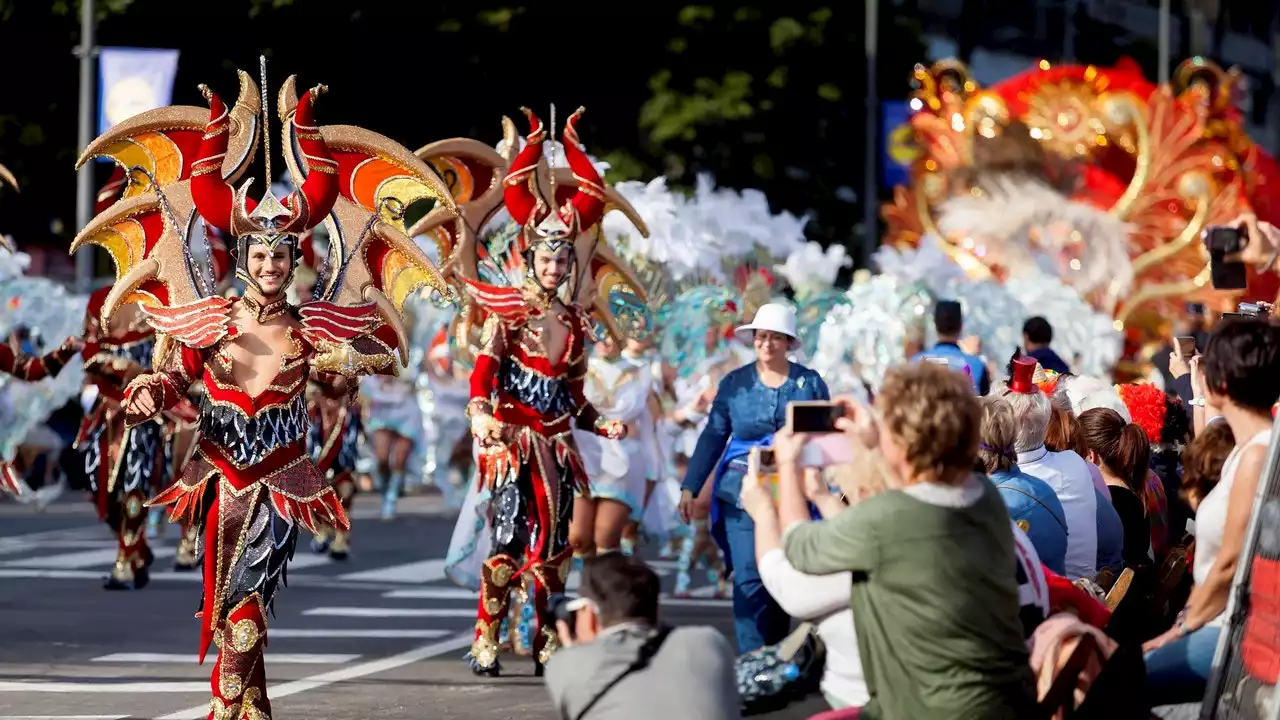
[881,100,918,189]
[98,47,180,135]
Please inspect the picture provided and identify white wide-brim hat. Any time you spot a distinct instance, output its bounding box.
[734,303,798,343]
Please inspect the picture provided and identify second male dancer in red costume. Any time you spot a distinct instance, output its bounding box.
[464,107,625,677]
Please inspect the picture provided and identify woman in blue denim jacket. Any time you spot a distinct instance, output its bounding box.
[679,303,830,652]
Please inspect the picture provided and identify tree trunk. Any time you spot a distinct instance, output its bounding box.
[1210,0,1228,59]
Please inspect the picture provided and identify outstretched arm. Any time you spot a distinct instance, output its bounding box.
[568,345,623,438]
[0,337,83,381]
[123,343,204,426]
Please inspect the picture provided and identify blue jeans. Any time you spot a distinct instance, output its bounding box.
[719,500,791,653]
[1144,625,1222,706]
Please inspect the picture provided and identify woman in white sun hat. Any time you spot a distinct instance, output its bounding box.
[678,302,830,652]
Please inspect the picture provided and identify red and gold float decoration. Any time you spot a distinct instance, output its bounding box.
[883,57,1280,344]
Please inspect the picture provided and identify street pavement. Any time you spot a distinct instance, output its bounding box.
[0,491,827,720]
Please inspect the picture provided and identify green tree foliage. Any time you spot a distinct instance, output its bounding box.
[615,5,926,261]
[0,1,926,273]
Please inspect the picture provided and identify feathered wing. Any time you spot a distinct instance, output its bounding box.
[408,134,510,284]
[70,70,262,328]
[277,76,458,365]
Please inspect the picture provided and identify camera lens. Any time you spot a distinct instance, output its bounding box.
[548,594,576,626]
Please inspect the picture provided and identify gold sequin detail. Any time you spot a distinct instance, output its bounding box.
[491,563,513,588]
[484,597,503,616]
[126,495,144,518]
[219,671,244,700]
[537,626,560,665]
[310,340,393,378]
[242,688,269,720]
[1017,519,1030,533]
[208,699,239,720]
[231,619,259,653]
[472,634,499,668]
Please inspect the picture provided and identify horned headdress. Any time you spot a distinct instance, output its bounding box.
[72,60,458,367]
[502,107,607,265]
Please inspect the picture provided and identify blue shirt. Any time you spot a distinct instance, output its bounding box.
[681,362,830,505]
[1027,347,1071,375]
[911,342,989,395]
[991,467,1069,576]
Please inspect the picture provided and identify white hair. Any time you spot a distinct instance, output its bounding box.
[995,381,1053,453]
[1056,375,1132,422]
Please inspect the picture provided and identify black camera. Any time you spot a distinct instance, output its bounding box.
[1203,226,1249,290]
[548,593,577,629]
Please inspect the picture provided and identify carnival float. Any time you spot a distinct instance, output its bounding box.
[867,56,1280,382]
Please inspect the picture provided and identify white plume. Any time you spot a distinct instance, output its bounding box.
[936,175,1134,303]
[776,241,851,299]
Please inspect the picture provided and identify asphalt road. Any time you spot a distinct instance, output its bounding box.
[0,491,828,720]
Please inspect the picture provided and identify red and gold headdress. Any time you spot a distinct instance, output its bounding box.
[190,61,338,294]
[503,106,606,261]
[71,58,458,366]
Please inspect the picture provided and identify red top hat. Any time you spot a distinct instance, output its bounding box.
[1008,356,1040,394]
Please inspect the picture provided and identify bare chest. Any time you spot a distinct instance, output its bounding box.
[524,313,571,366]
[221,324,300,398]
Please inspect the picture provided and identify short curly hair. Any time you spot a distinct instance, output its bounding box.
[1180,421,1235,508]
[876,363,981,483]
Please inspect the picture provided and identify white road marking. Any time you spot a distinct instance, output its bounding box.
[336,559,444,583]
[0,681,207,693]
[658,595,733,608]
[0,716,130,719]
[1,547,175,570]
[302,607,474,618]
[0,569,201,581]
[380,587,477,600]
[268,628,451,639]
[156,632,473,720]
[92,653,360,664]
[280,554,334,570]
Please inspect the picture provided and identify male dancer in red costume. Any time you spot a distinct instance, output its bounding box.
[0,321,82,494]
[307,376,361,560]
[76,288,183,588]
[464,108,626,676]
[77,61,453,718]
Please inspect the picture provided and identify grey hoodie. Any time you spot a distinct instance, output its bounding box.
[543,623,741,720]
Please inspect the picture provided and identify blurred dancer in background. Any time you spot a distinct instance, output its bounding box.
[361,372,423,521]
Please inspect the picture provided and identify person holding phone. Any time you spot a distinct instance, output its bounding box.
[678,303,830,652]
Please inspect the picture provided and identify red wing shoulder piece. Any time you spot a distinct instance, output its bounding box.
[297,301,381,344]
[462,276,533,325]
[140,297,236,349]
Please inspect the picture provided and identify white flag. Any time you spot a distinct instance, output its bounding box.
[98,47,180,134]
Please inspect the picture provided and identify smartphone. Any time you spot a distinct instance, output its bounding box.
[1174,336,1196,358]
[1203,226,1248,290]
[788,401,843,434]
[748,447,780,498]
